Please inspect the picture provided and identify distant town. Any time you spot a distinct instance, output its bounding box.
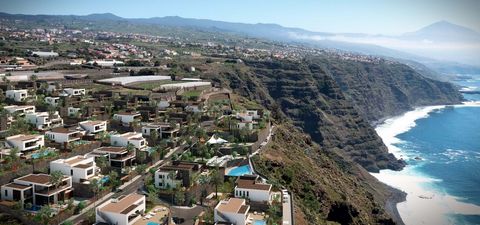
[0,18,300,225]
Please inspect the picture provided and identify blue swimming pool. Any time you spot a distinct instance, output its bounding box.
[31,150,52,159]
[227,165,252,176]
[146,222,159,225]
[254,220,266,225]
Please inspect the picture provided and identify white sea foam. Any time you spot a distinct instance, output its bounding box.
[372,103,480,225]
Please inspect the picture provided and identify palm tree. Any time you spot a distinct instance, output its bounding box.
[150,129,159,145]
[50,171,64,189]
[89,178,100,207]
[35,205,54,225]
[198,174,211,206]
[210,166,222,199]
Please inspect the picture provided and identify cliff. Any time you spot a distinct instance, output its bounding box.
[252,124,401,224]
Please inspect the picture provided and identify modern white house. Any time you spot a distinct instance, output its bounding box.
[95,194,145,225]
[67,106,81,117]
[5,89,29,102]
[142,122,179,139]
[154,169,182,189]
[25,111,63,130]
[110,132,147,150]
[50,155,97,183]
[234,175,272,203]
[88,147,135,169]
[6,134,45,152]
[45,96,61,107]
[45,127,83,145]
[1,173,72,206]
[214,198,250,225]
[60,88,85,96]
[3,105,35,116]
[113,112,141,126]
[79,120,107,134]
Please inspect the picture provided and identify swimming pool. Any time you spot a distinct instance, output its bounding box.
[146,222,160,225]
[227,165,252,176]
[253,220,266,225]
[31,150,52,159]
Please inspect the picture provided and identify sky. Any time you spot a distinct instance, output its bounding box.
[1,0,479,35]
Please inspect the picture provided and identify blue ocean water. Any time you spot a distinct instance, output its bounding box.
[390,76,480,224]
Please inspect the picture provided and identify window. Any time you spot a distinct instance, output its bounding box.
[4,190,7,196]
[70,170,73,175]
[247,191,249,197]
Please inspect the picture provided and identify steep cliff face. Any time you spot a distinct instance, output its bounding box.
[252,124,399,225]
[306,57,464,122]
[201,56,462,224]
[206,59,404,172]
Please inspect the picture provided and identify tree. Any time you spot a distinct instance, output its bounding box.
[95,155,108,173]
[89,178,101,207]
[34,205,54,225]
[210,166,222,199]
[175,188,186,205]
[135,164,147,175]
[50,171,64,189]
[198,174,211,206]
[126,143,135,153]
[110,171,121,188]
[150,129,159,145]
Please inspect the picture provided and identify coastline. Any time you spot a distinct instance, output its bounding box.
[372,101,480,225]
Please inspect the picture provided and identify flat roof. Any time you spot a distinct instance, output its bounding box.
[217,198,247,214]
[16,174,52,185]
[115,112,140,116]
[6,134,42,142]
[100,194,144,214]
[236,176,272,191]
[63,156,89,165]
[80,120,106,126]
[48,127,78,134]
[94,147,127,153]
[4,183,32,190]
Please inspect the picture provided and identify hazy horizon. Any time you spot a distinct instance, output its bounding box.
[1,0,479,35]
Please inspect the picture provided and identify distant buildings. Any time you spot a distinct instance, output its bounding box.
[45,127,83,144]
[31,51,59,57]
[79,120,107,135]
[87,59,124,67]
[113,112,141,127]
[234,175,272,203]
[3,105,35,116]
[89,147,135,169]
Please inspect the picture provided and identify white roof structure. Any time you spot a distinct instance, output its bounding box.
[207,135,228,145]
[98,75,171,85]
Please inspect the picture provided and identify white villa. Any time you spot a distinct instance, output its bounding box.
[3,105,35,116]
[60,88,85,96]
[50,155,97,183]
[79,120,107,134]
[88,147,135,169]
[45,96,61,107]
[45,127,83,145]
[1,173,72,206]
[110,132,147,150]
[113,112,141,126]
[214,198,250,225]
[25,111,63,130]
[6,134,45,152]
[95,194,145,225]
[5,89,29,102]
[234,175,272,203]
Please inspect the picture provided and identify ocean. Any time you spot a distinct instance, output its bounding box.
[372,75,480,225]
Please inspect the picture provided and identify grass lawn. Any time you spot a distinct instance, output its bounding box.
[182,90,202,98]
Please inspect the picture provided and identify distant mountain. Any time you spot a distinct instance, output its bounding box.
[402,20,480,43]
[1,12,479,74]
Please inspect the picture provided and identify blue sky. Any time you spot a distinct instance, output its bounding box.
[1,0,479,34]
